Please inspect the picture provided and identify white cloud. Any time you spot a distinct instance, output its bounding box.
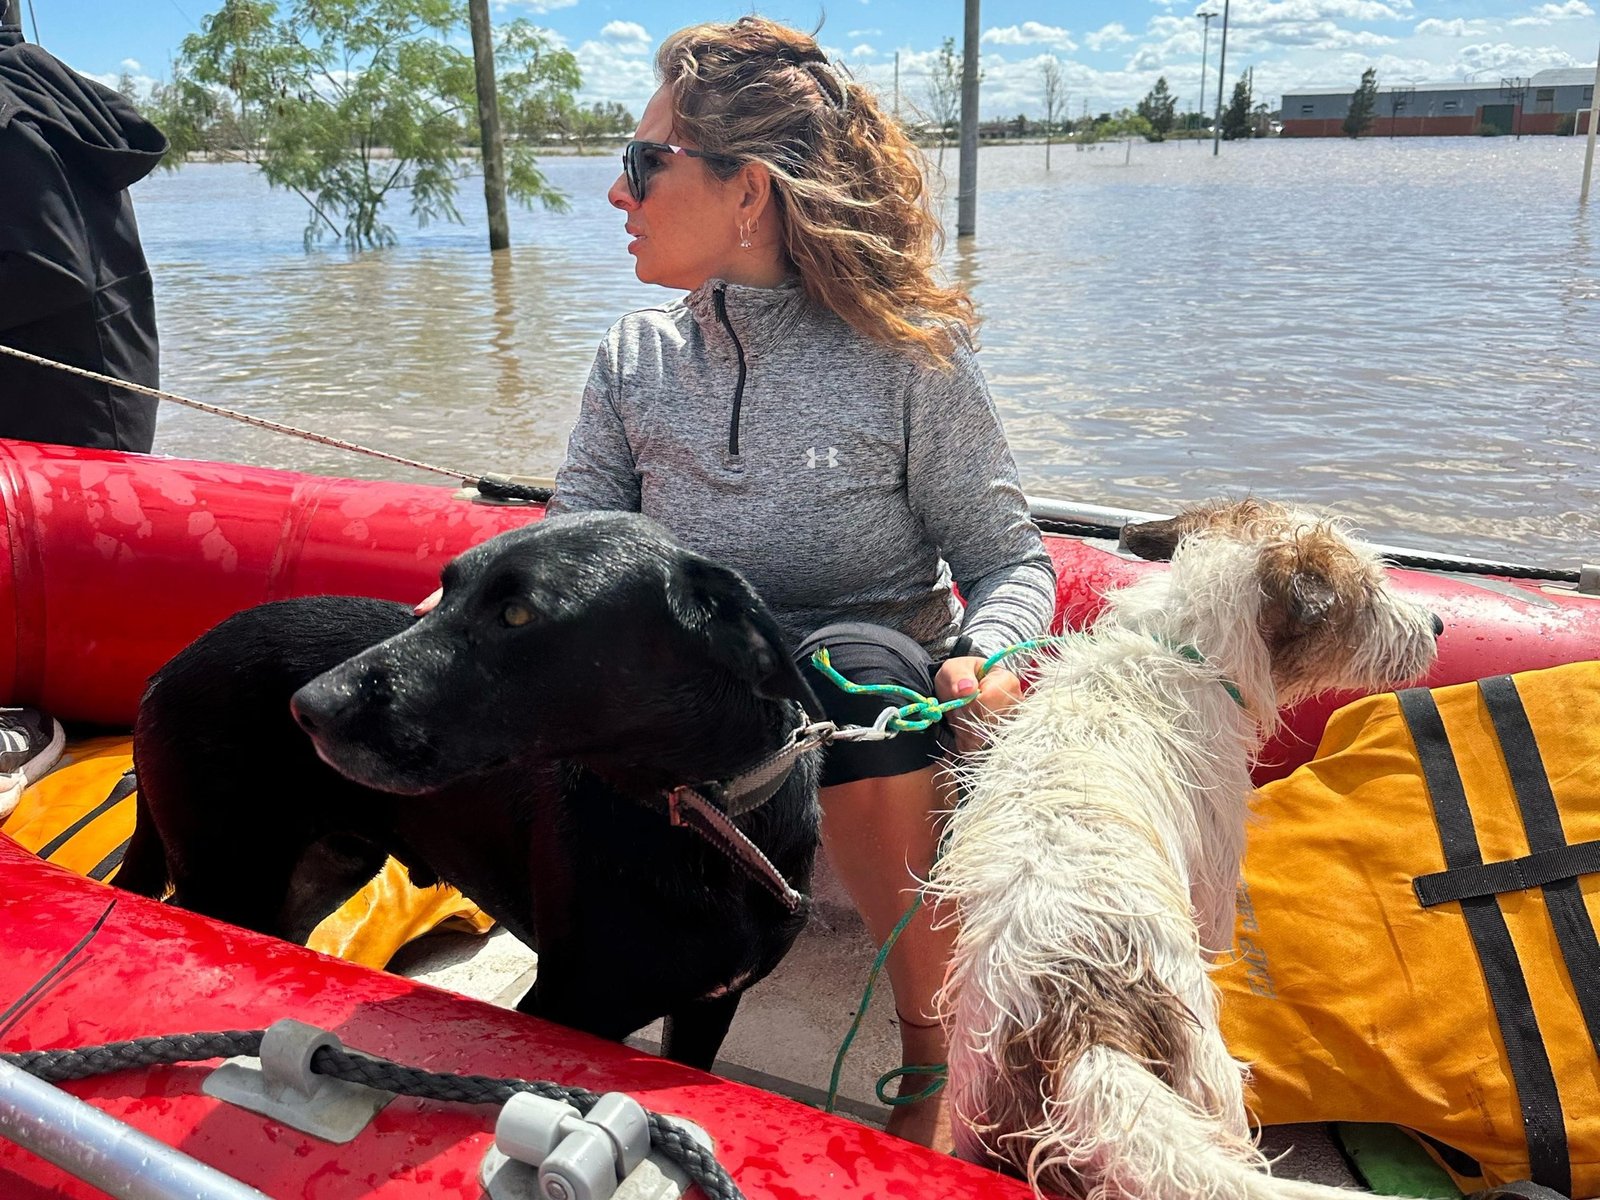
[573,27,657,114]
[598,20,652,54]
[1233,0,1411,27]
[847,28,883,38]
[120,58,142,73]
[493,0,577,11]
[1508,0,1593,24]
[1458,40,1582,69]
[1085,24,1136,51]
[1415,18,1492,36]
[848,43,879,59]
[982,22,1078,52]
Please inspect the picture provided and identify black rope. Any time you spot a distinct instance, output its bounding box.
[474,475,553,504]
[469,487,1581,584]
[1029,514,1582,583]
[1,1031,743,1200]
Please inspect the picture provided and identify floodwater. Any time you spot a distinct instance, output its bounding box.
[132,137,1599,565]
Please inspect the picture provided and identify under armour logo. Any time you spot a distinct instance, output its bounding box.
[805,446,839,469]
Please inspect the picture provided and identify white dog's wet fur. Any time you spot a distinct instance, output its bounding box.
[931,498,1441,1200]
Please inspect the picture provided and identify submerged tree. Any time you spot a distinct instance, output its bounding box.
[172,0,580,247]
[1040,56,1064,168]
[1344,67,1379,138]
[1136,76,1178,140]
[924,36,961,166]
[1221,74,1252,140]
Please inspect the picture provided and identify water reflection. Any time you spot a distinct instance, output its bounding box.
[132,140,1599,563]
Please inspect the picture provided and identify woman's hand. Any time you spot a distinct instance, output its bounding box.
[934,656,1022,756]
[414,587,442,617]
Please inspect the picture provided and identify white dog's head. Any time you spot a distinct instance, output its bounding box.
[1112,498,1441,716]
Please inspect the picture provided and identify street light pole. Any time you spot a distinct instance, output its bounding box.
[1211,0,1230,155]
[1196,11,1217,136]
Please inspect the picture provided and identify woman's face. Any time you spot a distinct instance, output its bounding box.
[608,87,744,291]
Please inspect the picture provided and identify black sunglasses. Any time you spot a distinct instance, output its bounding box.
[621,140,740,203]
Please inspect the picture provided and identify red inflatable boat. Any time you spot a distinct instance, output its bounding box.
[0,436,1596,1199]
[2,437,1595,776]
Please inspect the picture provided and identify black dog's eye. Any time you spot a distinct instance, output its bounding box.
[502,602,534,628]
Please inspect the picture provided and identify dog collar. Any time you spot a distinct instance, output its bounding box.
[662,784,807,913]
[654,708,829,914]
[695,713,834,818]
[1169,643,1247,708]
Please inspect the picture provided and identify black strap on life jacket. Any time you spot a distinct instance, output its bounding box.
[35,769,137,883]
[1397,683,1572,1197]
[1411,676,1600,1057]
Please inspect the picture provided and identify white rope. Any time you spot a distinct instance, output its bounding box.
[0,342,476,483]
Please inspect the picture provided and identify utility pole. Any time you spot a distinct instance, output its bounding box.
[467,0,509,251]
[957,0,980,237]
[1581,40,1599,205]
[1388,85,1414,138]
[1211,0,1230,156]
[1196,11,1216,136]
[1500,76,1528,141]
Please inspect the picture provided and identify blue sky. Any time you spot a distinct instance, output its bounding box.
[28,0,1600,116]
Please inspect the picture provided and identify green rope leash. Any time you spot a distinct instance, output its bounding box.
[816,636,1066,1115]
[824,894,946,1112]
[809,637,1062,733]
[1170,643,1245,707]
[816,635,1244,1116]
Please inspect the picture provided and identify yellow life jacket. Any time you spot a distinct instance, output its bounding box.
[1217,661,1600,1198]
[2,735,494,968]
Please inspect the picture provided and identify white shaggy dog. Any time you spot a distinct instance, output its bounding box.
[931,499,1441,1200]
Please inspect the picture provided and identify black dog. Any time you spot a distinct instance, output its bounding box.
[119,512,823,1069]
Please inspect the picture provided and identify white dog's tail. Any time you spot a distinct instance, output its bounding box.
[1014,1045,1404,1200]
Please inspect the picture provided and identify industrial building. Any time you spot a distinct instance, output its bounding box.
[1281,67,1595,137]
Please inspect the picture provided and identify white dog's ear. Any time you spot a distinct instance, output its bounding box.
[1288,573,1338,626]
[1119,516,1184,561]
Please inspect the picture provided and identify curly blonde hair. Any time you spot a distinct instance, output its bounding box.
[657,17,976,363]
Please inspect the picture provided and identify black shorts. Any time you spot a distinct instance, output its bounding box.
[794,622,958,789]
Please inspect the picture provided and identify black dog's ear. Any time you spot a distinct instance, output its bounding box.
[1119,516,1185,562]
[674,557,821,714]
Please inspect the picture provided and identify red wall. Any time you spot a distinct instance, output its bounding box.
[1282,108,1595,138]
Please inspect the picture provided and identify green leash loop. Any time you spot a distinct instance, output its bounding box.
[876,1063,947,1106]
[809,637,1064,734]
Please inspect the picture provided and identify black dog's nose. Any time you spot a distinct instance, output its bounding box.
[1430,612,1445,637]
[290,687,332,737]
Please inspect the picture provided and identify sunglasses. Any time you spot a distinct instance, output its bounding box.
[621,140,740,203]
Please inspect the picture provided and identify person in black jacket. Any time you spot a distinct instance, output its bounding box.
[0,15,168,452]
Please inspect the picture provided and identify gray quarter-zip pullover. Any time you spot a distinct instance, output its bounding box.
[550,278,1056,659]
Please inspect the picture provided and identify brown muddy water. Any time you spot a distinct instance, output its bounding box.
[133,137,1599,565]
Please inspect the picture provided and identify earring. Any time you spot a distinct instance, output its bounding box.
[738,222,753,250]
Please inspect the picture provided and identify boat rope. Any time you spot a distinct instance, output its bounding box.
[0,344,552,498]
[0,1030,744,1200]
[1029,510,1582,584]
[0,343,1582,581]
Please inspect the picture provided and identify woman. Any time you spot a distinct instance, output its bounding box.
[549,17,1056,1148]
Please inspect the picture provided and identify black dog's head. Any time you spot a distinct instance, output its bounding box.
[290,512,818,796]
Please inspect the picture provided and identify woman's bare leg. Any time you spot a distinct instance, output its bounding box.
[820,765,956,1151]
